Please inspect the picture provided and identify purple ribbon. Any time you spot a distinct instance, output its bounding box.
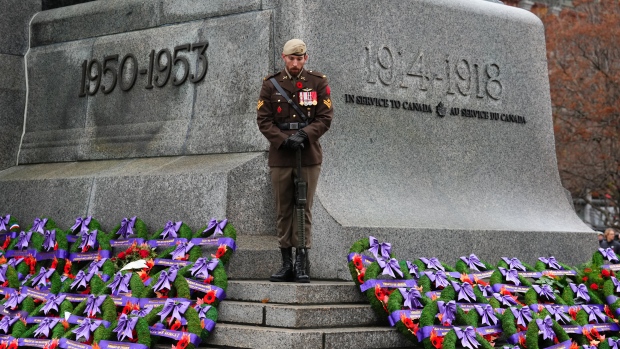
[31,218,48,234]
[539,256,562,270]
[78,229,98,251]
[0,316,18,334]
[437,300,456,325]
[475,304,498,326]
[406,261,420,279]
[493,293,518,306]
[189,258,218,280]
[170,241,194,260]
[4,292,26,309]
[377,256,403,278]
[0,265,7,284]
[0,215,9,232]
[582,304,607,323]
[420,257,444,271]
[84,294,106,317]
[42,293,66,315]
[114,313,139,341]
[131,305,153,317]
[599,248,619,262]
[478,284,493,297]
[569,283,590,303]
[536,316,555,340]
[502,257,526,271]
[608,338,620,349]
[152,266,179,292]
[612,277,620,293]
[583,345,597,349]
[452,281,476,303]
[510,306,532,327]
[70,270,93,291]
[194,304,212,320]
[42,230,56,252]
[116,217,137,239]
[533,284,556,301]
[545,304,571,324]
[108,272,132,296]
[203,218,227,237]
[399,287,423,309]
[428,270,449,289]
[31,267,55,288]
[461,254,486,272]
[16,231,32,250]
[87,258,106,276]
[33,318,59,338]
[455,326,480,349]
[72,317,103,342]
[160,221,182,239]
[499,267,521,286]
[7,258,22,269]
[157,299,190,325]
[71,216,92,235]
[368,236,391,259]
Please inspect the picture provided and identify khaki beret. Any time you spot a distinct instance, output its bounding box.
[282,39,307,56]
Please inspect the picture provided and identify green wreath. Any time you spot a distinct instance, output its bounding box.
[386,284,431,344]
[59,258,116,295]
[194,219,237,265]
[177,260,228,308]
[524,314,571,349]
[591,248,620,268]
[363,259,412,322]
[144,303,203,349]
[59,295,116,343]
[603,276,620,315]
[140,265,192,300]
[347,237,390,288]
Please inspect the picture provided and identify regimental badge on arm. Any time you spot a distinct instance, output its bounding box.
[257,100,264,110]
[323,98,332,109]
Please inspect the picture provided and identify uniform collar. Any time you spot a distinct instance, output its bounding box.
[284,67,304,80]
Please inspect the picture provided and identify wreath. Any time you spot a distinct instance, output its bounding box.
[193,218,237,266]
[524,314,572,349]
[111,216,150,240]
[362,258,413,322]
[347,236,394,288]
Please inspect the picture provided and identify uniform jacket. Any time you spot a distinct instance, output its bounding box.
[257,69,333,167]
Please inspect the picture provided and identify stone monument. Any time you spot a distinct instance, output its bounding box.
[0,0,595,283]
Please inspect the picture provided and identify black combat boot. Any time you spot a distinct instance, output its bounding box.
[270,247,294,282]
[294,248,310,283]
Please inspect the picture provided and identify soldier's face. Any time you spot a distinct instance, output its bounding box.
[282,54,308,76]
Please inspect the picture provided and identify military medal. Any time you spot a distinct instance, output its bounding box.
[311,91,317,105]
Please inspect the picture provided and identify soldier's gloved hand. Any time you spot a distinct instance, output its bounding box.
[286,131,306,150]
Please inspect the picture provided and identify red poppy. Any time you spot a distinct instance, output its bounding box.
[584,268,592,273]
[277,106,282,113]
[569,342,579,349]
[170,319,182,331]
[569,307,578,320]
[605,304,615,319]
[0,341,7,349]
[582,276,588,282]
[139,250,149,258]
[215,245,228,259]
[118,252,126,259]
[326,85,331,95]
[357,271,365,284]
[430,330,444,349]
[1,237,10,250]
[352,255,364,270]
[8,339,18,349]
[50,258,58,270]
[175,334,191,349]
[81,246,89,253]
[296,82,303,89]
[64,259,72,274]
[602,269,611,277]
[590,283,599,290]
[204,290,217,304]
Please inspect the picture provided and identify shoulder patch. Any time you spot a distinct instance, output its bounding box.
[306,70,326,79]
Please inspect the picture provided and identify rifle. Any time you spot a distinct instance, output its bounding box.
[295,147,307,249]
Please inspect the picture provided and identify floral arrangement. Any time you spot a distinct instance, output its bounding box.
[0,214,237,349]
[347,236,620,349]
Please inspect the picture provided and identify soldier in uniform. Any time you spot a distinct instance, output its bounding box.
[256,39,334,283]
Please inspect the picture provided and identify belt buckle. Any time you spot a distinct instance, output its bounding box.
[289,122,299,130]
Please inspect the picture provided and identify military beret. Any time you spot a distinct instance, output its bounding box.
[282,39,306,56]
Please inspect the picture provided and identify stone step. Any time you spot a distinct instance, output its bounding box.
[219,300,380,328]
[227,235,280,280]
[205,323,411,349]
[225,280,366,305]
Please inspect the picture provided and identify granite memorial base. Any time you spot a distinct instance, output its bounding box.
[0,0,595,284]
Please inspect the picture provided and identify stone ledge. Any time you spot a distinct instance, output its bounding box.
[225,280,366,305]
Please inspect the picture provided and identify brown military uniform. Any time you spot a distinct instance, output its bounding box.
[257,68,333,248]
[257,69,333,167]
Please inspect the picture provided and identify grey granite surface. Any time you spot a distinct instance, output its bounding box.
[0,55,25,171]
[0,153,272,233]
[0,0,40,55]
[31,0,262,47]
[21,11,271,163]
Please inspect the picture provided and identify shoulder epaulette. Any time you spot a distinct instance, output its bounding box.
[306,70,326,79]
[263,71,281,81]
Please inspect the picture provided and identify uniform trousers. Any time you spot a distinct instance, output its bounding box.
[270,164,320,249]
